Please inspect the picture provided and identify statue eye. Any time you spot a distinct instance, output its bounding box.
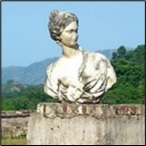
[71,29,78,33]
[67,29,77,34]
[70,29,74,33]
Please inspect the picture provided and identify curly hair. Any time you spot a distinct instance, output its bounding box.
[48,10,79,41]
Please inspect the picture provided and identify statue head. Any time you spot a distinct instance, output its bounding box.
[48,10,79,43]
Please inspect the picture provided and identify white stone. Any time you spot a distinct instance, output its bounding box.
[44,10,117,103]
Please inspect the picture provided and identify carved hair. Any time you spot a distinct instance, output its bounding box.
[48,10,79,41]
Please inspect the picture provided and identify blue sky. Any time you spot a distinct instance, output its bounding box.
[2,1,145,67]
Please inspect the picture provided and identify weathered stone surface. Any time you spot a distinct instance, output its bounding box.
[27,103,145,145]
[2,117,29,138]
[1,110,33,138]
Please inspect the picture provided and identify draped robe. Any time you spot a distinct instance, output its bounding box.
[44,46,116,103]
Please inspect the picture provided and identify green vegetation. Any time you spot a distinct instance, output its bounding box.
[2,44,145,110]
[2,83,59,111]
[1,136,26,145]
[101,44,145,104]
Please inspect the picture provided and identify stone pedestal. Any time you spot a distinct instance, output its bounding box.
[27,103,145,145]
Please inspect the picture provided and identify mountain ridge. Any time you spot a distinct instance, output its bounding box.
[2,49,117,85]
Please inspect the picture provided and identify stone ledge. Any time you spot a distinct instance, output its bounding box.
[27,103,145,145]
[1,110,34,118]
[36,103,145,119]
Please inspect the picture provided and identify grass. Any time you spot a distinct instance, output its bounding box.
[1,136,27,145]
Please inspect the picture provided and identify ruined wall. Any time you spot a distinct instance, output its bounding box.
[1,110,33,138]
[27,103,145,145]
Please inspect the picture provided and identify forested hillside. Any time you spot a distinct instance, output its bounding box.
[101,44,144,104]
[2,45,144,110]
[2,57,58,85]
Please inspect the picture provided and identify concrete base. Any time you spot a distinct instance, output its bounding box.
[27,103,145,145]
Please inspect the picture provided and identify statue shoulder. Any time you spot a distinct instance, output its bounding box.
[46,59,59,75]
[90,51,110,63]
[81,49,108,61]
[46,62,54,74]
[46,58,65,77]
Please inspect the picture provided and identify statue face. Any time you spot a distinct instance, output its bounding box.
[59,21,78,47]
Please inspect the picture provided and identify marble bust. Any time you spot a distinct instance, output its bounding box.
[44,10,117,103]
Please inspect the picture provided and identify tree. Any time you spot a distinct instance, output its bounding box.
[117,46,126,58]
[101,44,144,104]
[112,52,118,59]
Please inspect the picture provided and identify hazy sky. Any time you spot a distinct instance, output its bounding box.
[2,1,145,67]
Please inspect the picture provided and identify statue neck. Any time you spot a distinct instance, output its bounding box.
[61,44,80,58]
